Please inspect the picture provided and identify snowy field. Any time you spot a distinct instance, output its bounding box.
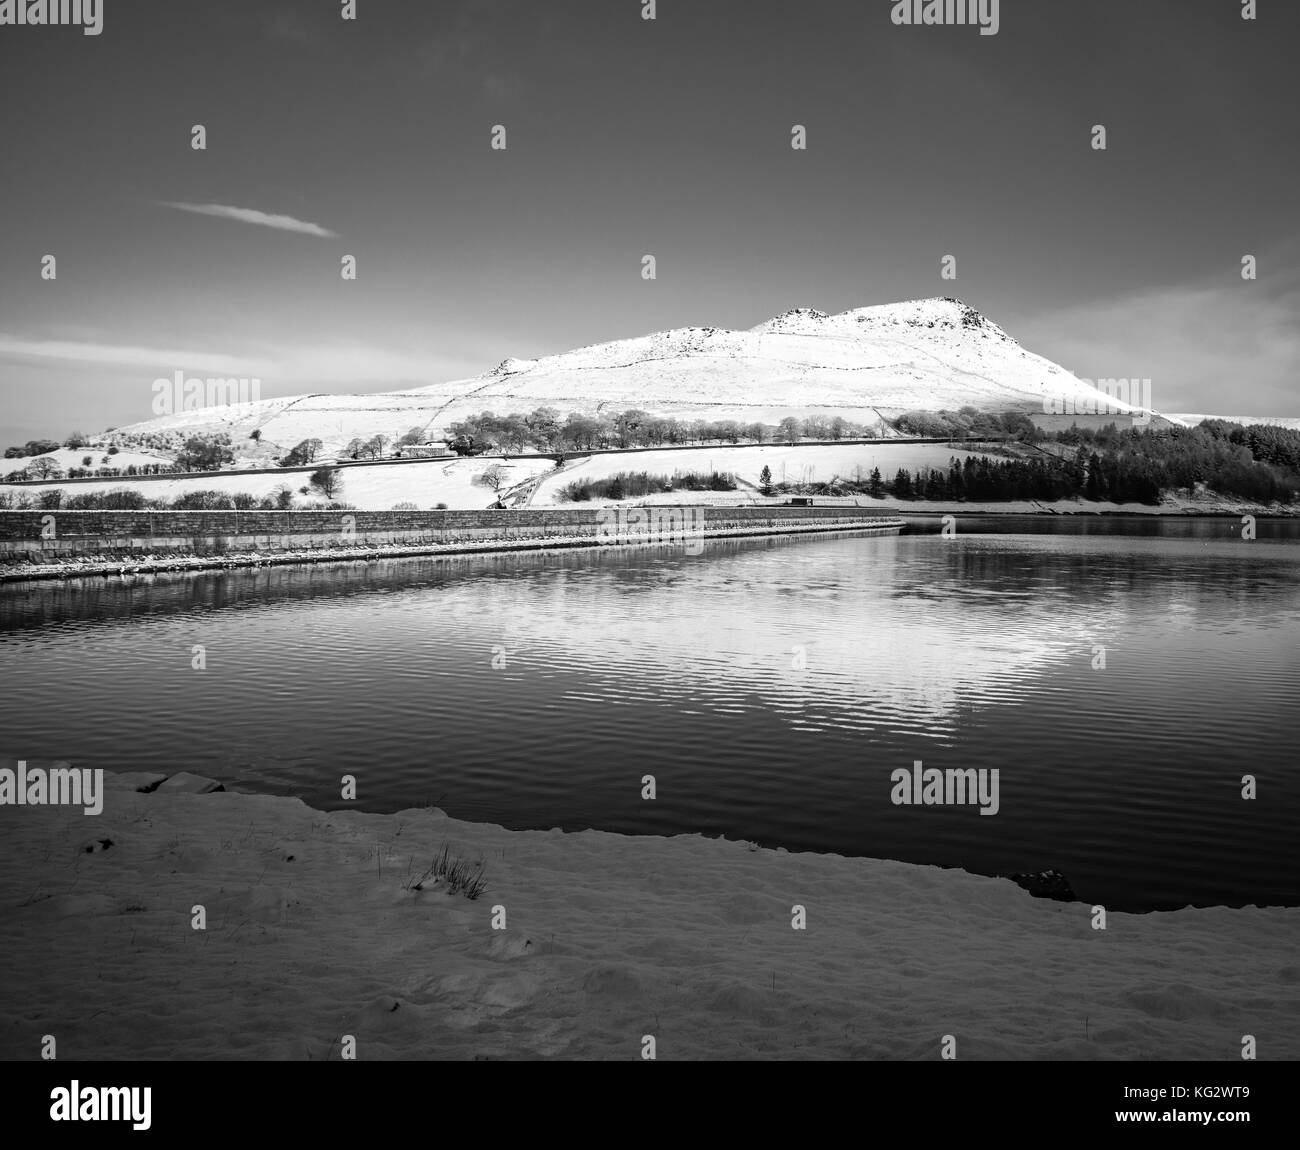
[7,456,554,510]
[1,447,171,479]
[531,444,997,504]
[6,444,997,510]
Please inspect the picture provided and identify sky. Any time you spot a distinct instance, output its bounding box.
[0,0,1296,445]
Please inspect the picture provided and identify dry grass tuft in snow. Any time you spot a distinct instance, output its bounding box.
[406,843,489,900]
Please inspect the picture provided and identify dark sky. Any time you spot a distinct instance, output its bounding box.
[1,0,1296,443]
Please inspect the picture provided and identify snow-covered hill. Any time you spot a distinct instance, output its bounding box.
[106,298,1165,457]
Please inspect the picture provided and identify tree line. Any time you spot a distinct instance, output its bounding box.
[559,470,738,502]
[443,406,1030,455]
[6,414,1298,506]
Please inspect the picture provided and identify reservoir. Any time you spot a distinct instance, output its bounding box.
[2,515,1297,913]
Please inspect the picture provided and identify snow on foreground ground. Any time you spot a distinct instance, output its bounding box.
[1,772,1294,1061]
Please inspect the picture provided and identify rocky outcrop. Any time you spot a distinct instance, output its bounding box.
[1008,868,1077,902]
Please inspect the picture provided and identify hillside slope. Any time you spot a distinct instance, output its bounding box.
[107,298,1160,457]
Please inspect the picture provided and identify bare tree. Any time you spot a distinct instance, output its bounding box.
[281,438,323,466]
[27,455,63,480]
[477,463,510,505]
[309,467,343,500]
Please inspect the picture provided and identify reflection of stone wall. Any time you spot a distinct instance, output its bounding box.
[0,507,902,563]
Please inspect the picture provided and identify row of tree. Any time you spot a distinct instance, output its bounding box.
[885,456,1162,503]
[893,408,1036,440]
[559,470,738,502]
[10,415,1299,507]
[4,470,344,512]
[5,406,1036,481]
[778,435,1296,504]
[446,409,773,454]
[4,406,1019,468]
[1044,423,1300,504]
[340,427,430,461]
[3,432,91,458]
[442,406,1035,456]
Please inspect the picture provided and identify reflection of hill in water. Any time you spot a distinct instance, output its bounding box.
[445,534,1299,732]
[4,533,1294,739]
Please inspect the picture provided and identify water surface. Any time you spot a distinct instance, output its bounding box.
[2,516,1297,912]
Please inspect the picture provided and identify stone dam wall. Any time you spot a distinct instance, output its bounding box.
[0,507,903,577]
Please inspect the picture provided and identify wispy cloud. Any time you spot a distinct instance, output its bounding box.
[158,201,337,238]
[0,334,494,391]
[0,335,259,375]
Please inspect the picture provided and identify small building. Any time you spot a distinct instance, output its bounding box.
[398,442,453,459]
